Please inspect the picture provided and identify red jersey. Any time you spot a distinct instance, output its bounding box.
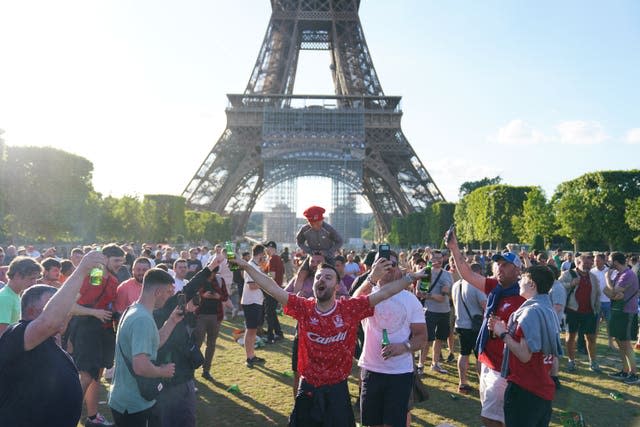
[479,278,526,371]
[574,274,592,313]
[76,271,119,328]
[284,294,374,387]
[506,326,555,401]
[267,254,285,287]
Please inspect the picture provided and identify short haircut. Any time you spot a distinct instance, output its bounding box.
[155,263,170,272]
[252,244,265,256]
[241,251,250,257]
[317,263,339,283]
[469,263,483,274]
[523,265,554,294]
[132,257,152,269]
[173,258,187,269]
[71,247,83,256]
[102,244,125,258]
[21,284,57,315]
[41,257,61,271]
[610,251,626,266]
[595,253,606,261]
[60,259,75,275]
[142,268,174,292]
[7,256,43,279]
[334,255,346,264]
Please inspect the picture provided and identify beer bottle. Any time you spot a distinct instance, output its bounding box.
[381,328,390,347]
[225,241,238,271]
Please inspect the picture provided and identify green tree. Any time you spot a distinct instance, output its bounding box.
[143,195,186,242]
[459,175,502,198]
[429,202,456,246]
[553,170,640,251]
[2,146,95,242]
[513,187,555,248]
[625,197,640,243]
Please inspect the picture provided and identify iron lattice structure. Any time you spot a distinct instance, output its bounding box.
[183,0,445,237]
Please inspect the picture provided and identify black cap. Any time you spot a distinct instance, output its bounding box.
[265,241,277,249]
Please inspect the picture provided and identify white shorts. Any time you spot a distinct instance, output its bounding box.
[479,364,507,423]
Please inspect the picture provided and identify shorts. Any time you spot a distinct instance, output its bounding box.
[455,328,479,357]
[72,317,116,380]
[242,304,263,329]
[503,381,552,427]
[360,369,413,427]
[565,310,597,335]
[609,311,638,341]
[600,302,612,321]
[425,311,450,341]
[290,379,354,427]
[479,364,507,424]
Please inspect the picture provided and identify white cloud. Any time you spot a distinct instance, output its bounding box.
[428,158,502,202]
[493,119,546,145]
[624,128,640,144]
[555,120,608,145]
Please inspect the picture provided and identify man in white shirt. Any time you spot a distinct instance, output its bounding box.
[591,253,613,349]
[241,244,267,368]
[354,251,427,427]
[173,259,189,293]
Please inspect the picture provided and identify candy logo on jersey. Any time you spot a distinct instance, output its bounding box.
[307,331,347,345]
[333,315,344,328]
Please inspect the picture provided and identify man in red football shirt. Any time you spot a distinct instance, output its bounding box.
[447,230,525,427]
[489,265,562,427]
[234,256,424,427]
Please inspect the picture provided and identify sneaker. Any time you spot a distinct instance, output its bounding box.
[430,364,448,374]
[246,355,265,368]
[85,413,114,427]
[608,370,629,380]
[446,353,456,363]
[458,384,473,394]
[623,373,640,384]
[246,358,254,368]
[590,361,602,373]
[566,360,576,372]
[416,365,424,376]
[551,375,561,390]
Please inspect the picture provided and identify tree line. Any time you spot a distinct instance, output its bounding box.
[389,172,640,252]
[1,146,638,251]
[0,146,231,245]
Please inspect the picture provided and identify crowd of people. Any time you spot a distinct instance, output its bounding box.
[0,206,639,427]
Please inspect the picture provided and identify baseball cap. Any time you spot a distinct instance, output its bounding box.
[491,252,523,269]
[303,205,325,222]
[265,241,277,249]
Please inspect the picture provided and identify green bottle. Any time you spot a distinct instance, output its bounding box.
[419,262,432,292]
[225,241,238,271]
[381,328,390,347]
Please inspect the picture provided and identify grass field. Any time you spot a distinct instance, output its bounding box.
[87,314,640,427]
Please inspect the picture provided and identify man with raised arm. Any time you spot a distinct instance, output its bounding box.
[446,230,525,427]
[234,256,425,427]
[0,251,105,426]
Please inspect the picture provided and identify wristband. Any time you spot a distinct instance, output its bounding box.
[403,274,414,284]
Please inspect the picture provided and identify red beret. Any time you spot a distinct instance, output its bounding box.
[303,205,325,222]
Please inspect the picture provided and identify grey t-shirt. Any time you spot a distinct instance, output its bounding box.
[549,280,567,312]
[424,269,453,313]
[452,280,487,329]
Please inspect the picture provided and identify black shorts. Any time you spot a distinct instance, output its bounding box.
[290,379,354,427]
[360,369,413,427]
[72,317,116,380]
[425,311,450,341]
[456,328,479,357]
[242,304,263,329]
[565,310,597,335]
[609,311,638,341]
[504,381,552,427]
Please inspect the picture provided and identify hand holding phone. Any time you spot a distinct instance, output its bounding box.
[378,244,391,261]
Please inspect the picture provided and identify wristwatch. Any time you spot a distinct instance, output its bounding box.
[499,332,508,340]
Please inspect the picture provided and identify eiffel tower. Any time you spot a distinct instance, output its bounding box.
[182,0,445,237]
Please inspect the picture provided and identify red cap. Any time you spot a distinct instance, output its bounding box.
[303,205,325,222]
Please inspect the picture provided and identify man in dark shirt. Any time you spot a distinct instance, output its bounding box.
[265,241,285,343]
[0,251,105,427]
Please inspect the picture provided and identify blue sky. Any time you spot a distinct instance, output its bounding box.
[1,1,638,215]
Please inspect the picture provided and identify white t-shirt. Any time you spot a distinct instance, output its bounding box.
[591,266,610,303]
[358,288,425,374]
[174,277,188,293]
[241,259,264,305]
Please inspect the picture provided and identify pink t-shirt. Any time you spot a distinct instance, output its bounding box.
[114,278,142,313]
